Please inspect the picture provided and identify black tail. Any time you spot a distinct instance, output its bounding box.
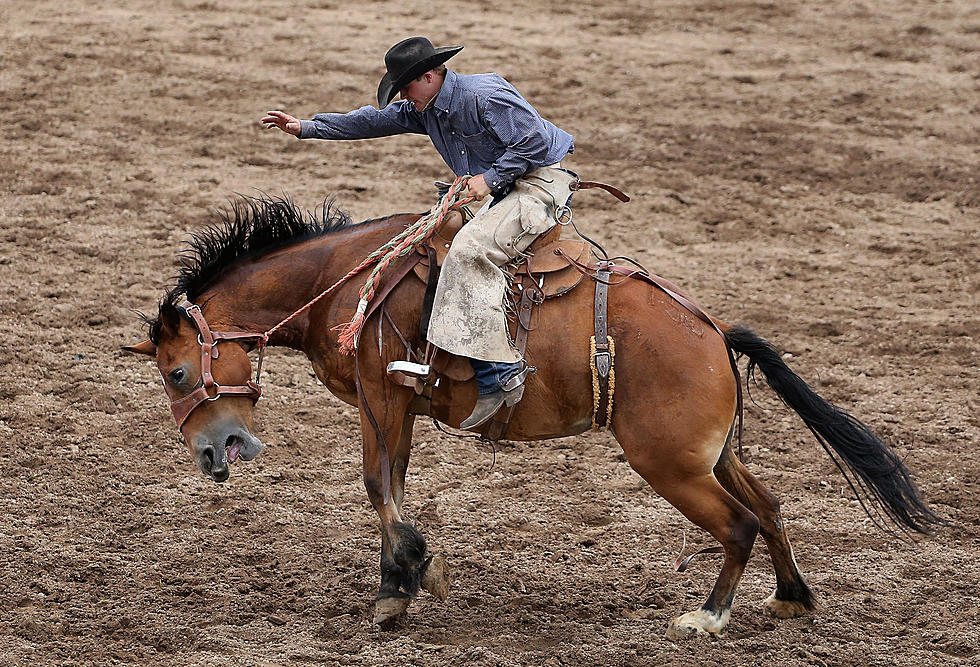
[725,325,943,535]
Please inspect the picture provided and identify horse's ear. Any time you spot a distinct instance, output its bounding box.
[122,339,157,356]
[160,302,182,334]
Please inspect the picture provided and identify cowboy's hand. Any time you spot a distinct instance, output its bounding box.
[262,110,301,136]
[466,174,492,200]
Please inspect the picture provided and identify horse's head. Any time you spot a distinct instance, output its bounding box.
[124,301,265,482]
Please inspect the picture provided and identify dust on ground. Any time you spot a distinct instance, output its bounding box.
[1,1,978,665]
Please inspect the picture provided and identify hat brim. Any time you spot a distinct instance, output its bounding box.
[377,45,463,108]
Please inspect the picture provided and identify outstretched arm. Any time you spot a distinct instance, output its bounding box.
[260,104,427,140]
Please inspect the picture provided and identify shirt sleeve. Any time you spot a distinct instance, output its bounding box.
[478,87,554,192]
[298,102,427,140]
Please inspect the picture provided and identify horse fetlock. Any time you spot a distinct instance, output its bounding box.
[666,608,730,641]
[387,521,429,596]
[763,592,811,619]
[420,554,450,601]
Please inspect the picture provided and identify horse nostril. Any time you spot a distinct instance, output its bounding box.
[200,444,216,472]
[198,442,229,482]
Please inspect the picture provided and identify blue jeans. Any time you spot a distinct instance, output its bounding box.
[470,359,524,395]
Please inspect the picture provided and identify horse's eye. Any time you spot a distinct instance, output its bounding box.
[168,367,186,385]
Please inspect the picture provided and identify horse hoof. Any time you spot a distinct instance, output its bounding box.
[763,592,810,619]
[421,554,450,601]
[372,596,410,626]
[665,609,728,641]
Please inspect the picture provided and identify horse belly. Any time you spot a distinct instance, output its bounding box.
[505,286,603,440]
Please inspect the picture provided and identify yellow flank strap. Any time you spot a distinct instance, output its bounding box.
[590,335,615,430]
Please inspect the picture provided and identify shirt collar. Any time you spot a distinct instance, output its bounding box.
[431,70,457,114]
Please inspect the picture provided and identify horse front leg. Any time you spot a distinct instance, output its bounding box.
[373,410,449,624]
[389,411,449,604]
[358,380,447,625]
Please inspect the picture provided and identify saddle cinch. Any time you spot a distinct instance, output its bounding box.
[382,196,593,436]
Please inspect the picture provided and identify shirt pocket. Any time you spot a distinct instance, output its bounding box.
[452,105,485,138]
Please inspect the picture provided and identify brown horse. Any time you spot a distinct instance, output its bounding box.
[124,195,940,639]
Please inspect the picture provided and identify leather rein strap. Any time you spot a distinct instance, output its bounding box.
[571,180,631,202]
[354,252,425,505]
[169,300,264,428]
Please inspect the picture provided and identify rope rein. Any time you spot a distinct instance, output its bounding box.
[334,177,474,354]
[256,176,475,356]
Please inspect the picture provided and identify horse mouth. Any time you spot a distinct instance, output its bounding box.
[225,431,262,463]
[226,435,243,463]
[195,429,264,482]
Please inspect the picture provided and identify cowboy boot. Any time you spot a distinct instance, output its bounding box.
[459,366,528,430]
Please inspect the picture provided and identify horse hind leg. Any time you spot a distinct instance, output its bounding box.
[617,427,760,639]
[713,438,816,618]
[658,474,760,639]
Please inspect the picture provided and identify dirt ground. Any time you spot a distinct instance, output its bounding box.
[1,0,978,665]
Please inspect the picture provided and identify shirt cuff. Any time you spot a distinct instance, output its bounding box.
[298,120,315,139]
[482,168,508,193]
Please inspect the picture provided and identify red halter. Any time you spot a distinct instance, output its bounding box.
[167,300,265,428]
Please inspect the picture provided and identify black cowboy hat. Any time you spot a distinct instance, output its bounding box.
[377,36,463,108]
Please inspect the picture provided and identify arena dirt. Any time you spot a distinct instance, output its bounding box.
[1,1,978,665]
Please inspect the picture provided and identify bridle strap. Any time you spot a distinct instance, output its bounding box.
[169,300,265,428]
[170,382,263,428]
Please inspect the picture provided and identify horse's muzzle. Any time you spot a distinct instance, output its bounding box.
[194,428,263,482]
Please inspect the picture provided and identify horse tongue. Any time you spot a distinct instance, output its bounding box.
[227,441,242,463]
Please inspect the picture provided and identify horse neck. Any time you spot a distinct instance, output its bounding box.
[197,213,419,348]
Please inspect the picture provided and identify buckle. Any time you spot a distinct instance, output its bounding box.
[594,351,611,377]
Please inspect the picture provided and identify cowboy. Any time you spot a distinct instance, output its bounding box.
[262,36,575,429]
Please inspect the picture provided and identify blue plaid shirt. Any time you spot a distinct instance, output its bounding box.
[298,70,574,193]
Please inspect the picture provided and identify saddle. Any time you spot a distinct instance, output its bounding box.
[410,206,589,383]
[412,208,590,299]
[375,183,630,441]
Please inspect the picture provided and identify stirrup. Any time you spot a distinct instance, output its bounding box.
[386,360,431,378]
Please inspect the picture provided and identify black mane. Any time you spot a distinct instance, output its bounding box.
[145,194,354,343]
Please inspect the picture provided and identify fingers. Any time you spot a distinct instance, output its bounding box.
[261,110,298,134]
[261,111,286,126]
[465,175,491,200]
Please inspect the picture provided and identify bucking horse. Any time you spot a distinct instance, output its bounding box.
[123,189,940,639]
